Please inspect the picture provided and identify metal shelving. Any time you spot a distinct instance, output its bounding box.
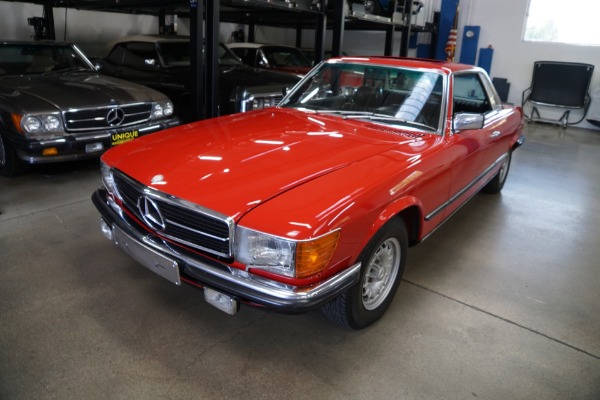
[7,0,435,120]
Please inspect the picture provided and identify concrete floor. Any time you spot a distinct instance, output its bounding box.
[1,123,599,400]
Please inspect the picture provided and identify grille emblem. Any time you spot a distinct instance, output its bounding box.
[137,196,166,231]
[106,108,125,126]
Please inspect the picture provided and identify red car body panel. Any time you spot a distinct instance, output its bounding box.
[103,108,426,221]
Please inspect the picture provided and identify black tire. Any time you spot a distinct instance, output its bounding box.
[481,150,511,194]
[0,134,26,177]
[322,219,408,329]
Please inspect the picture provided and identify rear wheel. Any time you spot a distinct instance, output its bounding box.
[482,150,511,194]
[0,134,26,177]
[322,219,408,329]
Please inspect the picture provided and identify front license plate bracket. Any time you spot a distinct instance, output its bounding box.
[113,226,181,285]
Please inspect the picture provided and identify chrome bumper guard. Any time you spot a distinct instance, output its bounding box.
[92,188,361,314]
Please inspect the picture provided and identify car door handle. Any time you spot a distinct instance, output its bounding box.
[490,131,501,138]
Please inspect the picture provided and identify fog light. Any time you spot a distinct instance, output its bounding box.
[204,287,238,315]
[86,142,104,153]
[100,219,114,241]
[42,148,58,156]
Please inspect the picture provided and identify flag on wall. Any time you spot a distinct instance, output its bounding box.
[445,4,460,61]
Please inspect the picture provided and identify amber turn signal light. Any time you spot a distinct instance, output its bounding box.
[295,230,340,279]
[42,148,58,156]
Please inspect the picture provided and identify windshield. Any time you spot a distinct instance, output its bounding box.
[156,42,190,67]
[0,43,93,75]
[280,61,445,132]
[261,46,312,68]
[218,45,244,66]
[156,42,244,67]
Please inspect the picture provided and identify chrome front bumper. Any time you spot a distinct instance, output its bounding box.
[92,188,361,314]
[15,118,180,164]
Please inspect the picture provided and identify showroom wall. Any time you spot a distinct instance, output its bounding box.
[457,0,600,129]
[0,2,158,56]
[256,0,600,130]
[2,0,599,129]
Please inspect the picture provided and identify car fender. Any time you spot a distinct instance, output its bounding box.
[359,195,424,255]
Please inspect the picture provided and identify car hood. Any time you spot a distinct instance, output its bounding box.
[104,108,423,220]
[0,72,163,113]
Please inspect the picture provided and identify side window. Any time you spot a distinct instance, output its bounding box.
[230,48,256,66]
[106,44,126,65]
[229,48,243,59]
[246,49,259,66]
[453,73,493,115]
[122,42,159,68]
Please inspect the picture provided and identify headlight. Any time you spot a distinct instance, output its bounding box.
[18,113,64,136]
[101,161,116,194]
[252,98,265,110]
[163,101,174,116]
[251,96,279,111]
[43,115,61,131]
[22,116,42,132]
[235,227,340,279]
[152,101,174,119]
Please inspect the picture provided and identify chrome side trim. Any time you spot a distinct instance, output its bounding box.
[425,152,508,221]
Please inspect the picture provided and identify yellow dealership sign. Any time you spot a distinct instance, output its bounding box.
[111,130,139,146]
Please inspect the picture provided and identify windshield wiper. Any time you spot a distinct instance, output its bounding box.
[292,108,437,131]
[315,110,437,131]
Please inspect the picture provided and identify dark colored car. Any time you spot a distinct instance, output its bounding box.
[226,43,313,76]
[98,35,302,122]
[0,41,180,176]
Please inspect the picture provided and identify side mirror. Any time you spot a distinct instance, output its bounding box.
[144,58,158,67]
[453,113,484,132]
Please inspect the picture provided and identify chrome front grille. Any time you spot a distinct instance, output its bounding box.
[113,171,233,258]
[64,103,153,132]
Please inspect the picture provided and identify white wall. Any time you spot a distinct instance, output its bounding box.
[255,0,600,129]
[0,1,159,56]
[457,0,600,129]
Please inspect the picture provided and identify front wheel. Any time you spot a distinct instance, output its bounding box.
[0,134,26,177]
[481,150,512,194]
[322,219,408,329]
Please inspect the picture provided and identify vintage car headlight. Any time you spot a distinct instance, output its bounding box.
[239,89,282,112]
[18,113,64,135]
[235,227,340,279]
[152,101,174,119]
[101,161,116,194]
[252,97,278,110]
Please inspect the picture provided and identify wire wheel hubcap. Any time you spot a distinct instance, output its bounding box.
[362,237,401,310]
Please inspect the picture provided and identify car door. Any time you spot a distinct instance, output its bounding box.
[444,71,504,216]
[115,42,162,88]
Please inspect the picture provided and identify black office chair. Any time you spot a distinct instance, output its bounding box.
[522,61,594,127]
